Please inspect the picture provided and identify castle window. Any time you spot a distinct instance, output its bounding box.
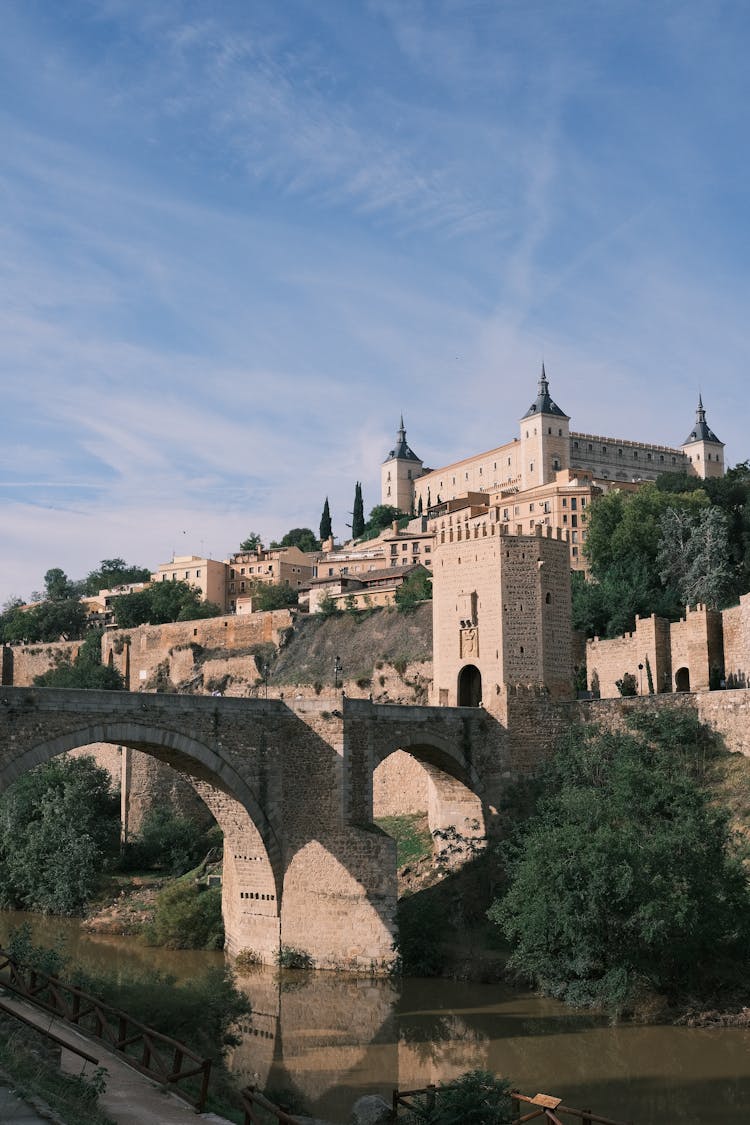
[581,497,587,507]
[588,443,593,451]
[660,455,664,462]
[479,467,482,474]
[196,570,201,577]
[647,452,652,460]
[407,469,412,479]
[559,429,563,436]
[571,497,577,510]
[563,515,568,524]
[503,508,509,519]
[562,498,567,507]
[618,449,623,456]
[548,427,552,435]
[571,515,578,527]
[602,445,607,453]
[452,476,456,484]
[545,592,551,604]
[633,450,638,458]
[572,546,578,557]
[573,441,579,449]
[465,472,469,480]
[387,471,391,481]
[529,503,535,512]
[672,457,676,463]
[529,463,534,473]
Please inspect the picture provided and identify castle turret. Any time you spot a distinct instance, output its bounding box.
[381,416,424,513]
[681,395,724,479]
[519,365,570,489]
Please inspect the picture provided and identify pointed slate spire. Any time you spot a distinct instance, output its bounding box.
[521,364,569,420]
[683,394,723,446]
[383,416,422,463]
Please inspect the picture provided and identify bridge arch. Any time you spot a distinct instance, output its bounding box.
[372,732,485,864]
[0,719,284,960]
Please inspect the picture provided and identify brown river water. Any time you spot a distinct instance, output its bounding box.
[1,911,749,1124]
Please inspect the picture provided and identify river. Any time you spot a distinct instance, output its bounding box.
[1,911,748,1124]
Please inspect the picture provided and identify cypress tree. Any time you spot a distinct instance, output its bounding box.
[320,497,332,542]
[417,495,423,516]
[352,482,365,539]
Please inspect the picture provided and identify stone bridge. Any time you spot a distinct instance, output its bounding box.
[0,687,509,971]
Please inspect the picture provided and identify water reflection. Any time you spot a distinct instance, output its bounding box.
[2,912,750,1124]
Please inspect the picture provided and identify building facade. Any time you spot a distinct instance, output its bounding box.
[382,369,725,569]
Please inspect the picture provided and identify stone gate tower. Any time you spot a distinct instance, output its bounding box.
[431,521,573,714]
[681,395,725,479]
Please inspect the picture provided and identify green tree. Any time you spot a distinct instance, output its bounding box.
[367,504,403,532]
[490,712,750,1010]
[657,506,734,609]
[269,527,320,553]
[44,567,79,601]
[352,482,365,539]
[142,882,224,950]
[239,531,262,552]
[394,568,433,612]
[112,580,222,627]
[319,497,333,542]
[246,580,298,611]
[83,558,151,595]
[0,756,120,915]
[34,630,125,690]
[0,598,87,644]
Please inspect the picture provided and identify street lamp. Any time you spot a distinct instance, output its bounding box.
[638,662,644,695]
[334,655,342,690]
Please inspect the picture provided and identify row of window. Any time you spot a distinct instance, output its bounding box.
[161,569,202,581]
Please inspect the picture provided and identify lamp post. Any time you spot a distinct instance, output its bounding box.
[334,655,342,690]
[638,662,644,695]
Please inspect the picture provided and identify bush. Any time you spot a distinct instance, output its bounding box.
[489,712,750,1010]
[34,630,124,690]
[276,945,313,969]
[402,1070,513,1125]
[122,807,218,876]
[395,894,446,977]
[141,882,224,950]
[0,755,120,915]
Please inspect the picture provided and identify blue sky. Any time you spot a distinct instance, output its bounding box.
[1,1,749,602]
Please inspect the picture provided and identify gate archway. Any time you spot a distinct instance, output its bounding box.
[675,667,691,692]
[457,664,482,707]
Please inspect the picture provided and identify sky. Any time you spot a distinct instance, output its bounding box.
[1,0,749,603]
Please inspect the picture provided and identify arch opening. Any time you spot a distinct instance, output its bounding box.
[0,722,283,963]
[457,664,482,707]
[675,667,691,693]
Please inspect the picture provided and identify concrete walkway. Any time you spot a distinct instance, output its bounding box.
[0,991,234,1124]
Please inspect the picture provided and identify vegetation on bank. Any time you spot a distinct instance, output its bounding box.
[491,710,750,1012]
[400,1070,513,1125]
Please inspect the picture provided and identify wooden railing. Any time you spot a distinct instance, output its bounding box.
[0,998,99,1065]
[241,1084,303,1123]
[0,950,212,1111]
[393,1084,632,1125]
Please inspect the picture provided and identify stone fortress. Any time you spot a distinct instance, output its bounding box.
[383,368,724,568]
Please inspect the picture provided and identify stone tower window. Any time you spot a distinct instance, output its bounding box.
[545,592,551,603]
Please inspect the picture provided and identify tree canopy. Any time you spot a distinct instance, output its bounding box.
[490,711,750,1010]
[574,471,750,637]
[239,531,262,552]
[352,482,365,539]
[0,597,87,644]
[83,558,151,595]
[0,755,120,915]
[112,580,223,627]
[319,497,332,542]
[245,580,298,611]
[269,527,320,553]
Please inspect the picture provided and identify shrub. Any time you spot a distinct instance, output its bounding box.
[395,894,445,976]
[141,882,224,950]
[276,945,313,969]
[402,1069,513,1125]
[0,755,120,915]
[615,671,638,696]
[122,807,219,876]
[490,712,750,1010]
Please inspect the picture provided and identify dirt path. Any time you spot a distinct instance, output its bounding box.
[0,992,233,1124]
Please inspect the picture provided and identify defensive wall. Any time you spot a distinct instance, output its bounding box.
[587,594,750,698]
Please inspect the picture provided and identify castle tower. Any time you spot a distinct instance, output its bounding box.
[681,395,725,479]
[519,365,570,490]
[381,416,424,513]
[431,523,573,713]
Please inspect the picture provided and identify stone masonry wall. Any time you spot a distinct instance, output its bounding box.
[723,594,750,688]
[5,640,82,687]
